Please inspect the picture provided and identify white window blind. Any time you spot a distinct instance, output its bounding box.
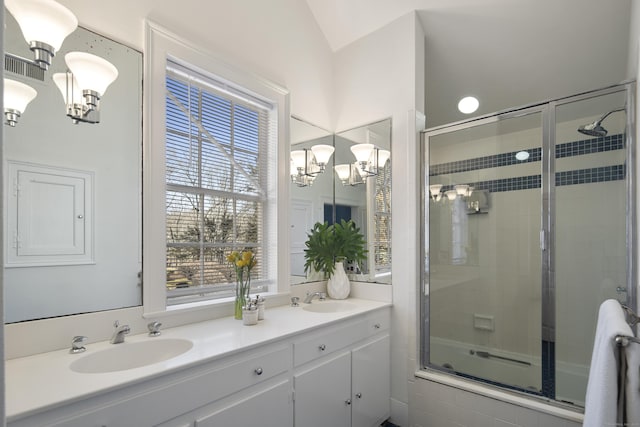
[165,61,274,304]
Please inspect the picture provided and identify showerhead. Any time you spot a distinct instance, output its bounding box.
[577,107,625,138]
[577,121,608,137]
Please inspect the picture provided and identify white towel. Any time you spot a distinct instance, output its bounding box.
[584,299,634,427]
[626,330,640,426]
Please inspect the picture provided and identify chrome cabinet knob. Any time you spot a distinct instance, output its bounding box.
[374,323,381,329]
[254,367,263,375]
[345,399,351,405]
[318,344,326,351]
[356,392,362,398]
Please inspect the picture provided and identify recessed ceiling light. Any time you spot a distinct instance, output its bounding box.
[458,96,479,114]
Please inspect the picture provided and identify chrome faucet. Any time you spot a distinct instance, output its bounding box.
[70,335,87,354]
[303,291,326,304]
[110,320,130,344]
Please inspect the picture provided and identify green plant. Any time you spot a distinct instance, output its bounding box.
[303,219,367,277]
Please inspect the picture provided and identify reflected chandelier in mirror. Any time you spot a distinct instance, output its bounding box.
[289,117,392,286]
[335,119,391,284]
[4,0,120,126]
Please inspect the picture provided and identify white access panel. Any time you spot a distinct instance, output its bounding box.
[6,161,94,266]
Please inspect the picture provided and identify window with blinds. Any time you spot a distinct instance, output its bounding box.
[165,62,273,304]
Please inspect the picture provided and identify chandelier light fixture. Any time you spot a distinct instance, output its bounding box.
[290,144,335,187]
[5,0,78,70]
[3,78,38,127]
[334,162,365,186]
[349,143,391,178]
[4,0,119,126]
[430,184,474,202]
[53,52,119,124]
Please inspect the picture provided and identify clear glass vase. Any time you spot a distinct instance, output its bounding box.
[234,295,246,320]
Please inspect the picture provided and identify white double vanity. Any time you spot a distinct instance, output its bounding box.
[6,298,391,427]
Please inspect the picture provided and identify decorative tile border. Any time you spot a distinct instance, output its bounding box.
[430,134,623,177]
[430,134,626,192]
[442,175,541,194]
[555,165,626,186]
[439,165,625,194]
[430,148,541,176]
[555,133,624,158]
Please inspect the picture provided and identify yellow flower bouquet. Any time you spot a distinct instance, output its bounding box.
[227,250,257,320]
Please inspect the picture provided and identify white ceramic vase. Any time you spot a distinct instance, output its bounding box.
[327,261,350,299]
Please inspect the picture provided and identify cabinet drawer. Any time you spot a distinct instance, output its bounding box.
[294,320,365,366]
[195,380,292,427]
[46,345,291,427]
[199,345,291,399]
[366,309,390,336]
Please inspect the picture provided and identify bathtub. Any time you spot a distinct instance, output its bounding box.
[429,336,587,407]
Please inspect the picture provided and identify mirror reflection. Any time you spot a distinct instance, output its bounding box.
[334,119,392,284]
[289,117,392,285]
[4,12,143,323]
[290,117,334,284]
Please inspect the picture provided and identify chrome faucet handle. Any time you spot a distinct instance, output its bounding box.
[148,321,162,337]
[110,320,131,344]
[70,335,87,354]
[319,292,326,301]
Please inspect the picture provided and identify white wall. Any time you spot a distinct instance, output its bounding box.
[333,12,425,425]
[56,0,334,130]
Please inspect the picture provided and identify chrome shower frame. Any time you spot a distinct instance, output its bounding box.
[419,81,637,406]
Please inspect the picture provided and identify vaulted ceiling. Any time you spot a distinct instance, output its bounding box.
[305,0,633,127]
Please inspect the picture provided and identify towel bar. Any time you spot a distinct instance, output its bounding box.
[615,335,640,347]
[621,304,640,326]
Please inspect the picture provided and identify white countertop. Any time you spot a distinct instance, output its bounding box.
[6,298,390,421]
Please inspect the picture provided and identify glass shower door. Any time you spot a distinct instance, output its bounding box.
[553,88,629,406]
[422,82,635,407]
[425,110,544,393]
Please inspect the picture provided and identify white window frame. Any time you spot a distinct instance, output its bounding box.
[144,22,290,316]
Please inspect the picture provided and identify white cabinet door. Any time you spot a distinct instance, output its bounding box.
[195,380,292,427]
[294,351,351,427]
[351,335,390,427]
[6,161,93,266]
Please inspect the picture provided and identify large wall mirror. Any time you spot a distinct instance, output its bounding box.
[3,13,143,323]
[290,117,392,285]
[289,117,334,284]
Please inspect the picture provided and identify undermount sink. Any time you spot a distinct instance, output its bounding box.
[302,301,357,313]
[70,338,193,374]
